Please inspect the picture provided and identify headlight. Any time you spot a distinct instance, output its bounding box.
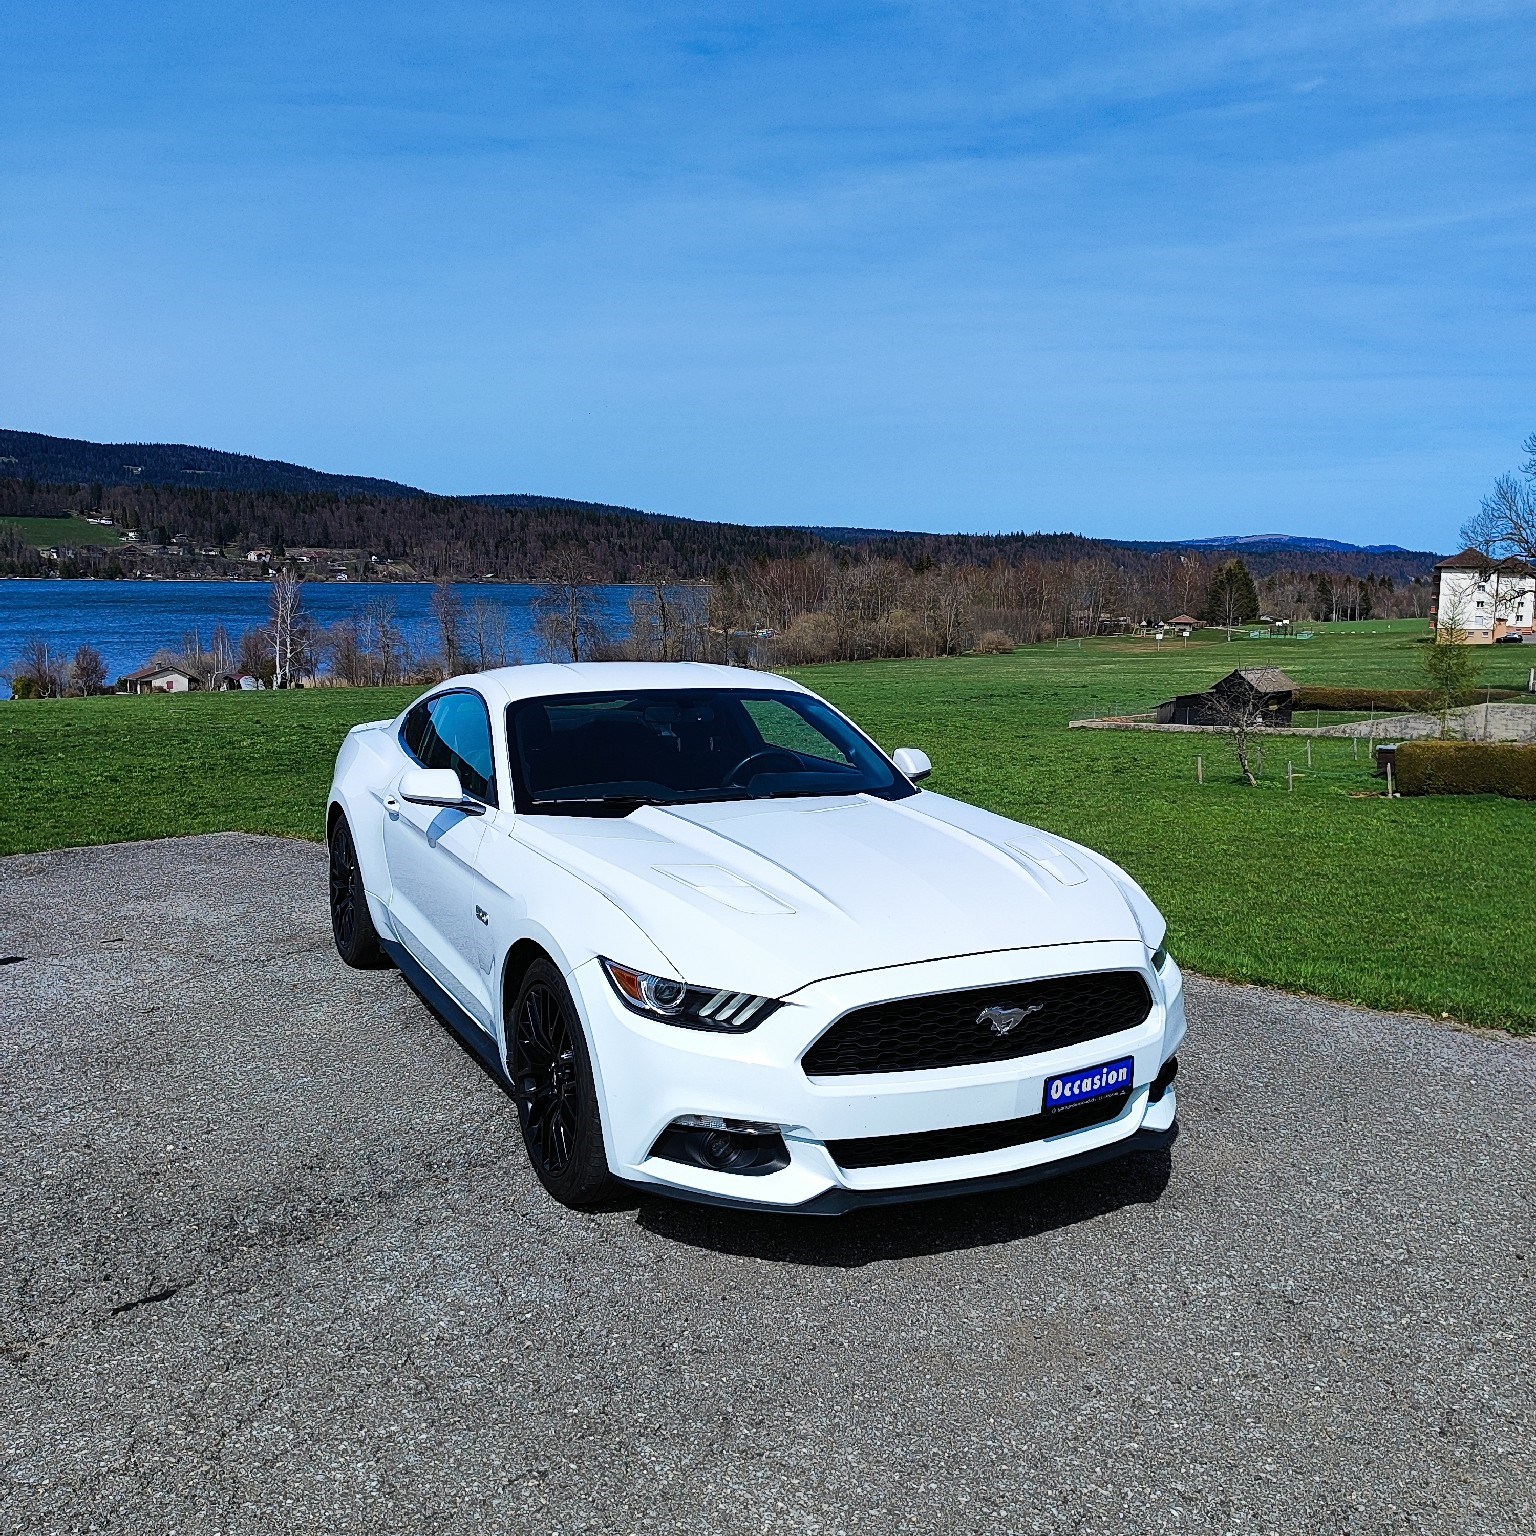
[601,958,782,1033]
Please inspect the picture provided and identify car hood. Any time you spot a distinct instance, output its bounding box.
[513,790,1150,999]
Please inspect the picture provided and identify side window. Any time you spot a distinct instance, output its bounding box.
[400,701,434,763]
[426,692,498,805]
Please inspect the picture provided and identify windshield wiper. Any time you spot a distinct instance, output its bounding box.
[532,795,655,812]
[547,787,761,806]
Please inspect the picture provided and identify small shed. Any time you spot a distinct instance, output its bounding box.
[118,663,198,695]
[1155,667,1297,727]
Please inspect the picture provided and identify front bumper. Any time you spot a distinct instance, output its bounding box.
[627,1119,1178,1215]
[571,941,1186,1214]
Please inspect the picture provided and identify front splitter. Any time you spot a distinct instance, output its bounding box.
[625,1121,1178,1216]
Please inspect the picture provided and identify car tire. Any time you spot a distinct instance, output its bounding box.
[328,815,390,969]
[508,959,619,1209]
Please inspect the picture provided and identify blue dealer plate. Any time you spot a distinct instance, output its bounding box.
[1043,1056,1135,1113]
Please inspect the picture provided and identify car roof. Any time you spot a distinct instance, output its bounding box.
[449,661,815,708]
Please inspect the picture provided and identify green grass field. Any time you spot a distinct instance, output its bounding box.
[1,514,127,549]
[1,624,1531,1031]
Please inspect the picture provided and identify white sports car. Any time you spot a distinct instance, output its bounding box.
[327,662,1183,1213]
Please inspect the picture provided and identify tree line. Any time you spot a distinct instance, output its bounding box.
[1,473,1440,587]
[5,547,1432,700]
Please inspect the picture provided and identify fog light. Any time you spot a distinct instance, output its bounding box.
[650,1117,791,1177]
[1149,1056,1179,1103]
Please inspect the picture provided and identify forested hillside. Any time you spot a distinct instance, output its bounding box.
[3,428,1439,583]
[2,430,1443,671]
[1,473,1438,585]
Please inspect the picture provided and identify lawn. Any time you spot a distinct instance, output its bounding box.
[0,514,127,549]
[1,625,1531,1031]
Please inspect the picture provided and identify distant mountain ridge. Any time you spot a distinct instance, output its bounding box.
[1153,532,1415,555]
[0,427,1441,567]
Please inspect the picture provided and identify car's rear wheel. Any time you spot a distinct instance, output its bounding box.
[328,815,389,969]
[509,959,618,1209]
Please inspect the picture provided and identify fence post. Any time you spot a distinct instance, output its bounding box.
[1386,761,1394,798]
[1306,738,1313,768]
[1197,754,1204,785]
[1287,761,1294,793]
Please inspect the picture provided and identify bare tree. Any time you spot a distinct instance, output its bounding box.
[922,570,973,656]
[270,569,305,688]
[325,602,408,687]
[624,571,695,661]
[1462,432,1536,563]
[237,626,274,686]
[328,618,370,687]
[465,598,515,670]
[69,644,107,696]
[534,547,606,662]
[209,624,236,681]
[432,581,465,675]
[1486,560,1531,639]
[173,629,221,690]
[364,599,407,685]
[1076,557,1122,636]
[1207,690,1268,787]
[8,638,69,699]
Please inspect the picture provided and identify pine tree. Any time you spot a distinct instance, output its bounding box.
[1202,559,1260,628]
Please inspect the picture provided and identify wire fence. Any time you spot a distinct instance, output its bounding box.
[1186,733,1395,793]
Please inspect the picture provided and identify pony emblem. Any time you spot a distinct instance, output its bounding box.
[978,1002,1044,1036]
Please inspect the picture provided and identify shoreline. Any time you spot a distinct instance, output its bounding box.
[0,573,680,587]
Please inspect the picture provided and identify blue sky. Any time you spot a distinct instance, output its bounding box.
[3,2,1533,550]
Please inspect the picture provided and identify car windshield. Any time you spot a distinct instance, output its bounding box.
[506,688,915,814]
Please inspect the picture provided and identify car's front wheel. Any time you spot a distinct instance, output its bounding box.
[508,959,618,1209]
[328,815,389,969]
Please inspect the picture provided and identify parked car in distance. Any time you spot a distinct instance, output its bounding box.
[327,662,1183,1213]
[1494,632,1526,644]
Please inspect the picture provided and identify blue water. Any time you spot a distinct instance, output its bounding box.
[0,579,640,684]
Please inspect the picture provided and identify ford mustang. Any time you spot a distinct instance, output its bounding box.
[327,662,1183,1213]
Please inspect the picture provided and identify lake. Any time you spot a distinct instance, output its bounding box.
[0,579,642,685]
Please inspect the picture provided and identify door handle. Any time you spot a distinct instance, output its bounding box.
[475,906,489,925]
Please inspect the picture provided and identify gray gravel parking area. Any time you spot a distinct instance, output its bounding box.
[2,834,1533,1536]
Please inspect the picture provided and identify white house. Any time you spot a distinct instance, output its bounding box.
[1433,549,1535,643]
[117,663,198,694]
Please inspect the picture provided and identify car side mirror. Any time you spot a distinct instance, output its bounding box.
[398,766,485,814]
[892,747,932,782]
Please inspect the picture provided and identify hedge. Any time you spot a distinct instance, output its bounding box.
[1395,741,1536,799]
[1294,685,1524,712]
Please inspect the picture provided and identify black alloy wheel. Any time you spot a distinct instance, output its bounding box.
[508,959,619,1208]
[514,980,579,1175]
[328,815,388,969]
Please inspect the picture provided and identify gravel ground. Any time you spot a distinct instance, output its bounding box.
[1,833,1532,1536]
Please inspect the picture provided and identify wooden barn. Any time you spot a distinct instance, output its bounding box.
[1155,667,1297,727]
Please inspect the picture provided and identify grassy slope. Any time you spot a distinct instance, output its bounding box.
[0,514,127,548]
[0,687,420,849]
[1,625,1531,1030]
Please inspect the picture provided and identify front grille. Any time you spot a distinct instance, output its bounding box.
[801,970,1152,1078]
[827,1091,1132,1170]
